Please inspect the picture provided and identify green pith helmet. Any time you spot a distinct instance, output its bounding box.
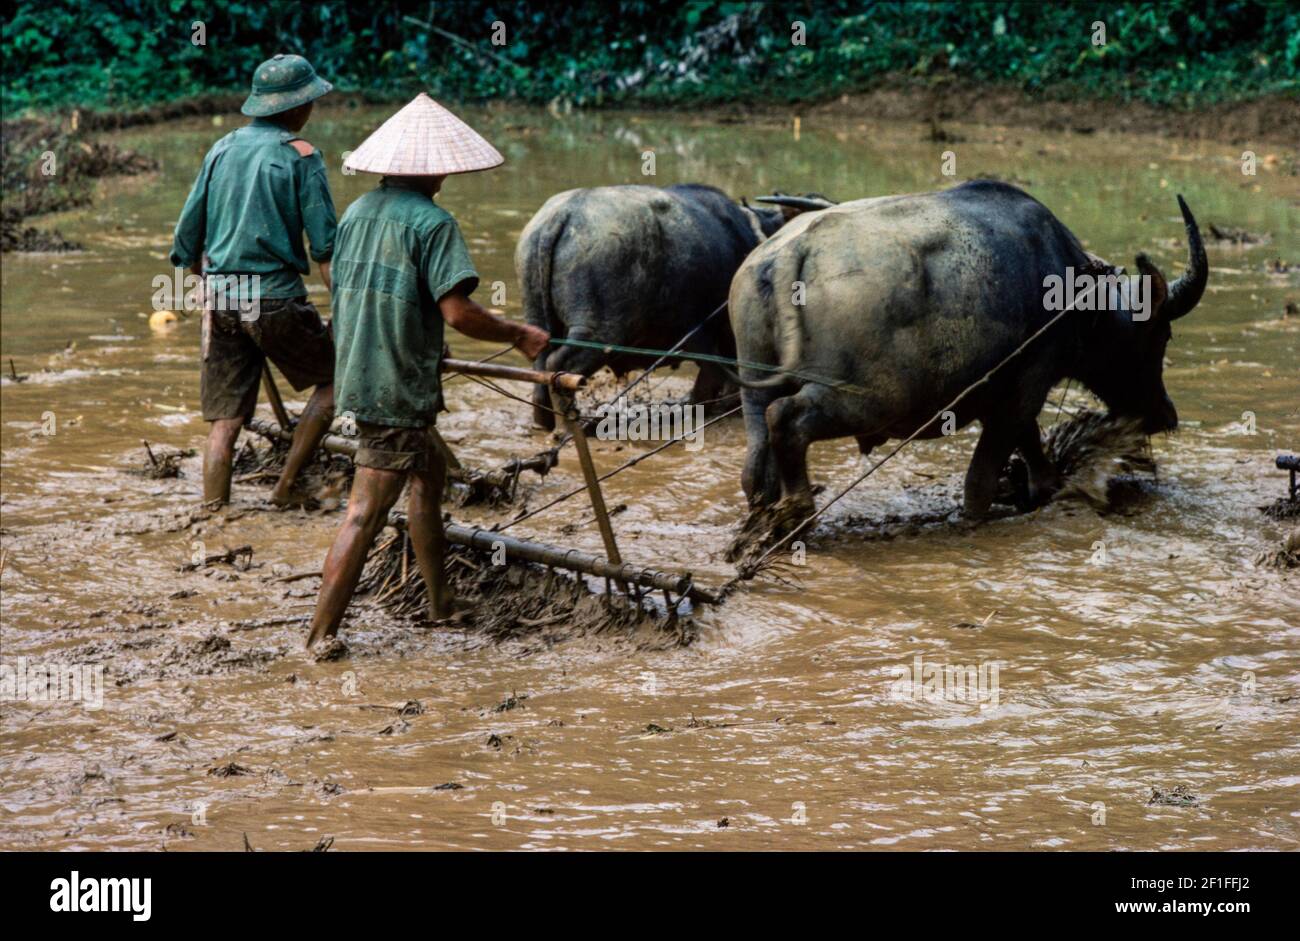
[240,54,333,118]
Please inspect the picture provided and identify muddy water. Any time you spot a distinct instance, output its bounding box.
[1,105,1297,850]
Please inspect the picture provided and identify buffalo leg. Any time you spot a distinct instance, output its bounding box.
[963,419,1019,518]
[740,386,783,508]
[1017,421,1060,506]
[531,352,555,430]
[764,388,840,518]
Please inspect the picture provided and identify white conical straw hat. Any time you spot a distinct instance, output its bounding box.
[344,93,503,176]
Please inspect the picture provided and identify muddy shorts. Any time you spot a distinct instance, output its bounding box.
[200,297,334,421]
[354,422,439,473]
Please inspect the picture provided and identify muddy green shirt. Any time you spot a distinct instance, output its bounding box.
[331,179,479,427]
[169,117,336,300]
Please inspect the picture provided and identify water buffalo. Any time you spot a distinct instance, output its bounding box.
[516,184,831,428]
[729,180,1207,537]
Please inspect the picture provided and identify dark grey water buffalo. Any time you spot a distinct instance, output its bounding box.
[729,179,1207,535]
[516,184,830,428]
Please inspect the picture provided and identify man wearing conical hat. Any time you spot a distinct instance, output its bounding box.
[171,53,339,507]
[307,93,549,649]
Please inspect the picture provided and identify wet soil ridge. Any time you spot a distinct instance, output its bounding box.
[356,525,697,647]
[728,409,1157,570]
[1,117,157,252]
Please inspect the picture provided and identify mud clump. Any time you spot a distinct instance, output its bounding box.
[312,637,350,662]
[1255,529,1300,570]
[726,494,815,571]
[1206,223,1269,247]
[102,632,288,684]
[178,545,254,572]
[1259,497,1300,522]
[129,441,194,479]
[1148,784,1200,807]
[232,435,352,508]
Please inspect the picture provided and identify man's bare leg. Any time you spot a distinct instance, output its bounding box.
[203,417,245,505]
[306,466,406,647]
[408,452,454,620]
[271,383,335,505]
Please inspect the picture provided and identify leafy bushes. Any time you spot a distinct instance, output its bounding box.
[3,0,1295,113]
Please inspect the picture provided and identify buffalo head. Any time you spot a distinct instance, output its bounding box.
[1081,195,1207,435]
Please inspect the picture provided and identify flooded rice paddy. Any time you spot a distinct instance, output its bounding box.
[1,105,1297,850]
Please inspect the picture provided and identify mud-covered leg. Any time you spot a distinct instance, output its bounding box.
[740,386,783,508]
[203,418,244,505]
[271,383,334,504]
[1017,421,1059,506]
[964,419,1020,518]
[765,391,822,520]
[408,450,454,621]
[531,353,555,430]
[307,467,407,647]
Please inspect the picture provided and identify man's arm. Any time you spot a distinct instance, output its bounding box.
[438,286,549,360]
[169,157,211,273]
[295,147,336,291]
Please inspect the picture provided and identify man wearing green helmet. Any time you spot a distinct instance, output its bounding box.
[170,54,338,507]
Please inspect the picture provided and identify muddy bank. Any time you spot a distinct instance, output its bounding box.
[1,117,158,252]
[711,79,1300,149]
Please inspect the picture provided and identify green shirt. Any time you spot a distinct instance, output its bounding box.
[332,179,479,428]
[170,117,336,300]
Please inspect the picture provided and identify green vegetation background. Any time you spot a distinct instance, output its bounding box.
[3,0,1297,114]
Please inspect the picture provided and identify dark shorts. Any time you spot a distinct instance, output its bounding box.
[354,422,438,473]
[200,297,334,421]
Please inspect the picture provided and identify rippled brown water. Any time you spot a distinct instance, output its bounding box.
[1,105,1297,850]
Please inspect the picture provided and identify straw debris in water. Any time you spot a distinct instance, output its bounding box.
[355,525,696,647]
[1001,409,1155,510]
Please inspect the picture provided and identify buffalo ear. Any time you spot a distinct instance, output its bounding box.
[1135,254,1168,322]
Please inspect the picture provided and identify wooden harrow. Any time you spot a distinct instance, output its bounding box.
[247,356,722,611]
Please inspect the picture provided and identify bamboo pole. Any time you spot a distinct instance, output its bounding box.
[550,389,627,593]
[441,357,585,392]
[247,416,354,454]
[261,365,292,428]
[388,513,715,603]
[244,416,556,486]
